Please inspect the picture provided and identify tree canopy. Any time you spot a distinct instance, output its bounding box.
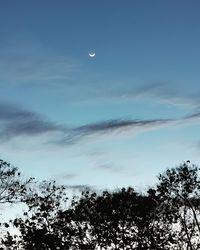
[0,160,200,249]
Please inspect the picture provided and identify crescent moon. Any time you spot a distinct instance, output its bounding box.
[89,52,96,57]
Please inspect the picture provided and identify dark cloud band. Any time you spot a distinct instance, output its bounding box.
[0,102,200,146]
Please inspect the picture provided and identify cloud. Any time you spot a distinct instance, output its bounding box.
[4,119,62,138]
[0,39,76,84]
[0,103,66,141]
[136,82,176,97]
[61,174,78,180]
[137,82,200,109]
[2,56,74,83]
[64,184,94,192]
[108,82,200,109]
[1,101,200,148]
[96,162,122,173]
[59,118,175,144]
[185,111,200,119]
[0,103,38,121]
[88,151,123,174]
[76,119,171,133]
[60,112,200,145]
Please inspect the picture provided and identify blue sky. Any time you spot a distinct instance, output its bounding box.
[0,1,200,191]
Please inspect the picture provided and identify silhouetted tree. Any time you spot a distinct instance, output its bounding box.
[0,159,33,249]
[3,161,200,249]
[2,180,71,249]
[0,159,33,204]
[60,187,175,249]
[156,162,200,249]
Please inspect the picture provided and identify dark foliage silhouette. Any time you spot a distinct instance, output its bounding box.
[0,159,33,249]
[68,187,173,249]
[1,161,200,249]
[2,181,70,249]
[0,159,33,204]
[156,162,200,249]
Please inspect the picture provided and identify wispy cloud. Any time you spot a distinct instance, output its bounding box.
[0,103,66,141]
[1,101,200,147]
[96,162,122,173]
[88,150,123,174]
[61,174,78,180]
[0,39,77,84]
[64,184,94,192]
[185,111,200,119]
[56,112,200,145]
[136,82,200,109]
[61,118,173,143]
[108,82,200,109]
[0,103,38,121]
[76,118,172,133]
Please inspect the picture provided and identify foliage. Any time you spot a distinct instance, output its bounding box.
[0,159,33,249]
[1,161,200,250]
[3,181,70,249]
[0,159,33,204]
[156,162,200,249]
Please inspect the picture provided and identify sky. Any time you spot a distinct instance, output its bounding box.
[0,1,200,192]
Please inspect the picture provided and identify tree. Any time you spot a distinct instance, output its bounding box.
[3,180,71,250]
[156,162,200,249]
[0,159,33,249]
[62,187,174,249]
[68,187,142,249]
[3,186,172,250]
[3,161,200,249]
[0,159,33,204]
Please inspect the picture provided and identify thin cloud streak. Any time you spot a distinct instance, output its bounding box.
[64,185,94,192]
[52,112,200,145]
[0,41,76,84]
[61,174,78,180]
[96,163,122,174]
[73,118,173,136]
[137,83,200,109]
[0,55,75,83]
[106,82,200,109]
[185,112,200,119]
[58,118,175,145]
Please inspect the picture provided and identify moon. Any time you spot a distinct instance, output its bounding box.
[89,52,96,57]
